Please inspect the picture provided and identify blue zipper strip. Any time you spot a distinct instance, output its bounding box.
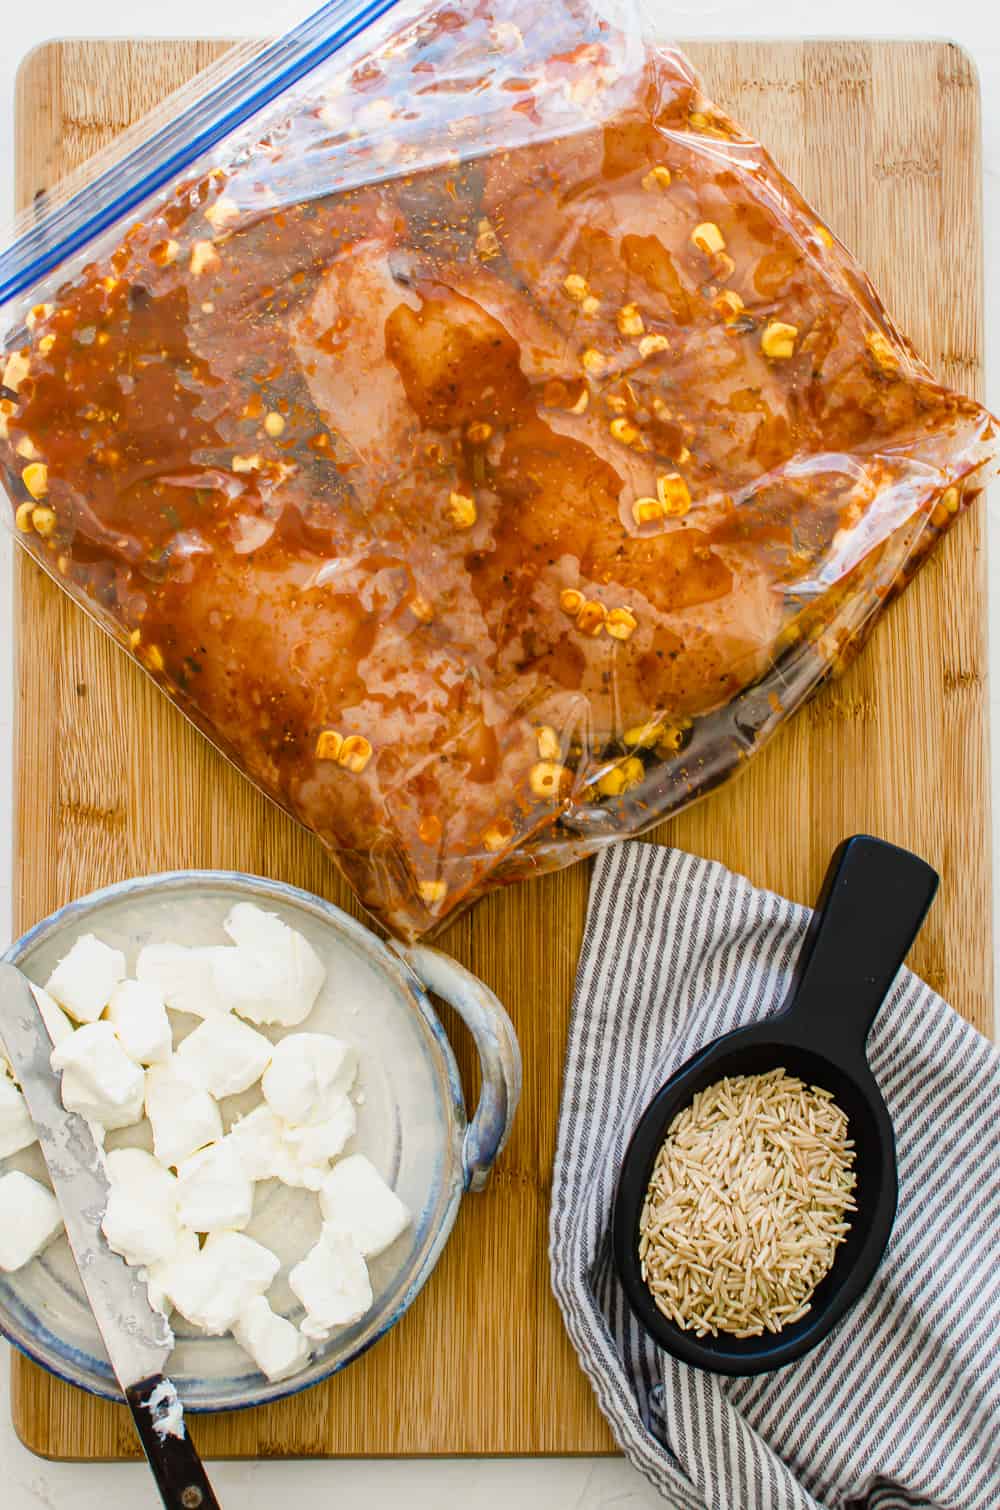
[0,0,401,307]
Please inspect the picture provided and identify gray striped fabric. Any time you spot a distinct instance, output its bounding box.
[550,843,1000,1510]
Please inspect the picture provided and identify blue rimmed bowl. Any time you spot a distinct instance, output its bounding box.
[0,871,521,1411]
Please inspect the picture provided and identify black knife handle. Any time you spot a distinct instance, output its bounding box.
[126,1376,222,1510]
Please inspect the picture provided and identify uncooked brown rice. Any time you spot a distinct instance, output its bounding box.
[638,1068,857,1338]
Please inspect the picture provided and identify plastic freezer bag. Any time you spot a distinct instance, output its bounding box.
[0,0,996,939]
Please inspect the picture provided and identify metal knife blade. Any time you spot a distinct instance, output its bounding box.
[0,962,172,1388]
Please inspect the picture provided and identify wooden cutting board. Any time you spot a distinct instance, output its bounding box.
[11,38,990,1461]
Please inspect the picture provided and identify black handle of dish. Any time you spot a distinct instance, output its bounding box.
[780,835,938,1054]
[126,1376,222,1510]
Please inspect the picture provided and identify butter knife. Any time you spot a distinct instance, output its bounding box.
[0,963,221,1510]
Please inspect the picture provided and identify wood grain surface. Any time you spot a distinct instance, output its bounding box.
[10,38,990,1461]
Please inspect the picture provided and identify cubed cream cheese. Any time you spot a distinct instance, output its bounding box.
[144,1227,200,1316]
[101,1148,181,1266]
[229,1104,290,1182]
[136,943,233,1019]
[262,1033,357,1126]
[233,1295,311,1383]
[30,984,75,1046]
[45,934,126,1023]
[155,1230,280,1334]
[281,1093,356,1170]
[319,1154,411,1258]
[174,1015,272,1099]
[0,1171,64,1271]
[0,1075,37,1159]
[176,1139,254,1233]
[145,1063,223,1167]
[289,1225,372,1339]
[51,1022,146,1131]
[215,905,325,1026]
[107,980,173,1066]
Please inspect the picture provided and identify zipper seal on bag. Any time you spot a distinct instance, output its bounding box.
[0,0,402,307]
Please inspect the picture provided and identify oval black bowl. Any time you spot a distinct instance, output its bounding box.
[612,835,938,1375]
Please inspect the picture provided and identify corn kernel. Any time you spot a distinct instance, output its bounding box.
[691,222,725,256]
[2,350,30,392]
[143,644,165,673]
[38,333,57,356]
[32,506,57,537]
[816,224,834,247]
[410,594,435,622]
[597,755,644,798]
[610,417,641,446]
[712,251,736,282]
[567,386,590,415]
[605,395,628,414]
[942,486,960,514]
[529,761,570,799]
[418,814,442,844]
[638,334,669,358]
[190,240,220,277]
[559,587,585,616]
[582,348,606,376]
[931,503,949,528]
[339,735,373,773]
[536,725,561,760]
[482,820,514,852]
[866,329,899,373]
[263,411,285,438]
[761,321,798,360]
[606,606,638,641]
[581,295,601,317]
[25,303,53,330]
[232,454,262,473]
[563,273,589,301]
[15,436,39,460]
[624,721,665,748]
[617,304,645,337]
[712,289,745,322]
[641,166,672,191]
[632,496,665,526]
[315,730,344,762]
[657,473,691,516]
[21,462,48,499]
[14,502,34,532]
[656,725,686,754]
[56,556,68,575]
[465,421,493,445]
[576,599,608,636]
[150,239,180,267]
[129,628,142,649]
[418,879,447,905]
[204,195,240,231]
[100,276,119,294]
[447,491,477,528]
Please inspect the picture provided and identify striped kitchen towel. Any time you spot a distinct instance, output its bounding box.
[550,843,1000,1510]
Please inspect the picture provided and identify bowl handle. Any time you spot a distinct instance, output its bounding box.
[393,945,522,1191]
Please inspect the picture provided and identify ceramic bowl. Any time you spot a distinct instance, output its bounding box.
[0,871,521,1410]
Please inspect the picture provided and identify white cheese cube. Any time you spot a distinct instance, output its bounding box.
[51,1023,145,1131]
[233,1295,311,1383]
[174,1015,272,1099]
[281,1094,356,1169]
[157,1230,279,1334]
[262,1033,357,1126]
[107,980,173,1066]
[136,943,233,1018]
[319,1154,411,1258]
[45,934,126,1023]
[30,984,75,1046]
[0,1171,63,1271]
[229,1105,293,1182]
[0,1076,37,1159]
[145,1063,223,1167]
[101,1148,180,1266]
[176,1139,254,1233]
[289,1225,372,1338]
[216,905,325,1026]
[144,1227,200,1316]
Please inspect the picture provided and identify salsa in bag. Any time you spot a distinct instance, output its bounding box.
[1,0,996,936]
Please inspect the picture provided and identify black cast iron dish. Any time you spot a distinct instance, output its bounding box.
[612,834,938,1375]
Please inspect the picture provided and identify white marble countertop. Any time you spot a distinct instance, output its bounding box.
[1,1,997,1504]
